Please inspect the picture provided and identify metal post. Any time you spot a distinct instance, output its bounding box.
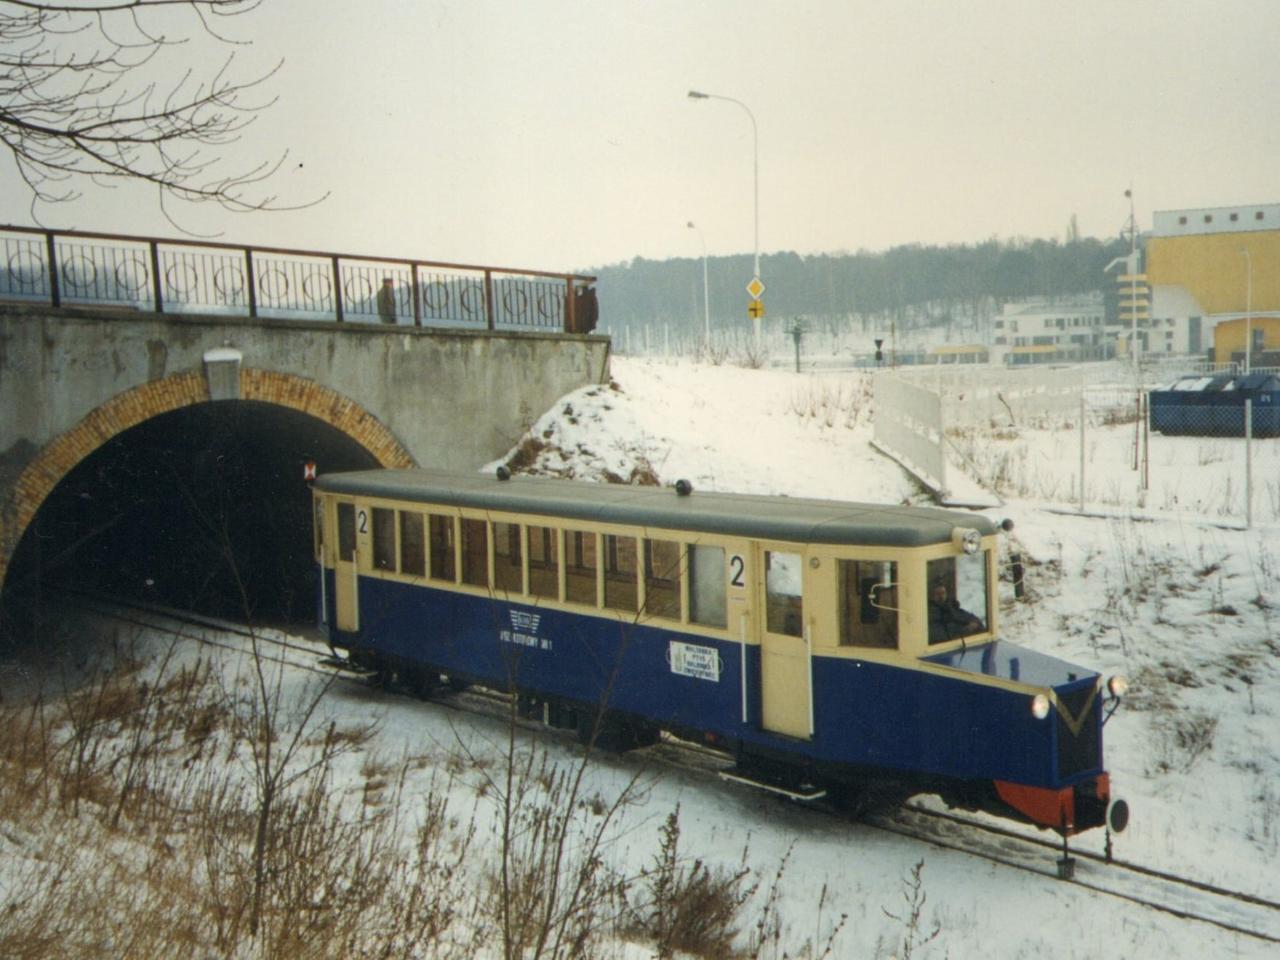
[412,263,423,327]
[1245,397,1253,529]
[1133,393,1141,471]
[687,220,711,349]
[1142,393,1150,492]
[563,277,574,334]
[688,91,760,341]
[331,256,344,322]
[484,270,496,330]
[44,231,61,307]
[938,387,948,499]
[1241,248,1253,374]
[149,240,164,313]
[244,248,258,319]
[1079,390,1086,513]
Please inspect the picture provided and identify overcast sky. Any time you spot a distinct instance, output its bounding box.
[5,0,1277,275]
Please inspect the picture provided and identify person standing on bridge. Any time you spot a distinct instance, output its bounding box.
[376,277,397,324]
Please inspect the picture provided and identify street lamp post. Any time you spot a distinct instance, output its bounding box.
[1241,248,1253,373]
[1123,188,1140,370]
[687,221,711,350]
[688,89,760,340]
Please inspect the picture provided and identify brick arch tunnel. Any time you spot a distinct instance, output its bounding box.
[1,369,415,629]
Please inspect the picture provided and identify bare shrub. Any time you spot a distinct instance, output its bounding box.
[882,859,941,960]
[1151,710,1219,774]
[479,738,645,960]
[787,380,869,429]
[628,805,755,959]
[734,338,769,370]
[0,634,484,960]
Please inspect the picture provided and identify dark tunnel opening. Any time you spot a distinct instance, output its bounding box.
[2,401,381,639]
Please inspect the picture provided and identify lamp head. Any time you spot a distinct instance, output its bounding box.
[688,90,709,99]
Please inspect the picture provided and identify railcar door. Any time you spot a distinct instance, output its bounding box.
[334,500,360,632]
[758,546,813,739]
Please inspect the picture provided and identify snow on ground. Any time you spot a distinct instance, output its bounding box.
[9,355,1278,958]
[487,359,913,504]
[482,355,1280,957]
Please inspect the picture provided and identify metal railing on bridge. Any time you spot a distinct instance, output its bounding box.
[0,225,598,334]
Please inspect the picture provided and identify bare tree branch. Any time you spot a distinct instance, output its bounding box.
[0,0,325,231]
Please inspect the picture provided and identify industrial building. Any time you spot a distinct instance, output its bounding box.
[1144,202,1280,366]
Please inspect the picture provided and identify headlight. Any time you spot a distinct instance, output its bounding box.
[1030,694,1052,720]
[1107,675,1129,698]
[952,527,982,555]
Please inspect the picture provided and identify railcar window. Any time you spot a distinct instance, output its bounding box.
[337,502,356,563]
[644,539,682,620]
[528,526,559,600]
[399,511,425,577]
[603,534,638,612]
[689,544,727,628]
[765,551,804,637]
[838,560,898,648]
[493,522,523,594]
[371,508,396,571]
[461,518,489,588]
[428,514,456,582]
[926,553,989,645]
[565,529,598,606]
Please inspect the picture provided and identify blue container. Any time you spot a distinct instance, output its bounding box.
[1149,373,1280,438]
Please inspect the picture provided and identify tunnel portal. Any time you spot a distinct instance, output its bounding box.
[4,401,380,631]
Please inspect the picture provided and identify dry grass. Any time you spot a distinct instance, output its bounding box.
[624,805,756,959]
[0,633,487,959]
[0,619,844,959]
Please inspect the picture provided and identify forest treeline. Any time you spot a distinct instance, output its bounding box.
[587,234,1130,334]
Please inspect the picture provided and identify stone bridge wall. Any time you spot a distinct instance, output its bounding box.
[0,303,610,581]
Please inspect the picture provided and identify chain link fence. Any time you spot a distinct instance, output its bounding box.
[873,360,1277,527]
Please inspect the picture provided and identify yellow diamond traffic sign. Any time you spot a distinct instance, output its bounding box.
[746,276,765,300]
[748,299,765,318]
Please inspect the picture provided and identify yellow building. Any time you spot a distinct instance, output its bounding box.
[1210,316,1280,366]
[926,344,988,365]
[1145,203,1280,363]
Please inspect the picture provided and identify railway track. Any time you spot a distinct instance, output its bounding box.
[873,805,1280,945]
[63,594,1280,947]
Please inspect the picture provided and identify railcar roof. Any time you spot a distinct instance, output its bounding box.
[314,469,996,548]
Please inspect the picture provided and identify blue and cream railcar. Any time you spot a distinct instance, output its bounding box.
[312,469,1125,835]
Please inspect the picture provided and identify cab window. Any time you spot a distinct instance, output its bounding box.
[926,553,989,645]
[839,560,898,648]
